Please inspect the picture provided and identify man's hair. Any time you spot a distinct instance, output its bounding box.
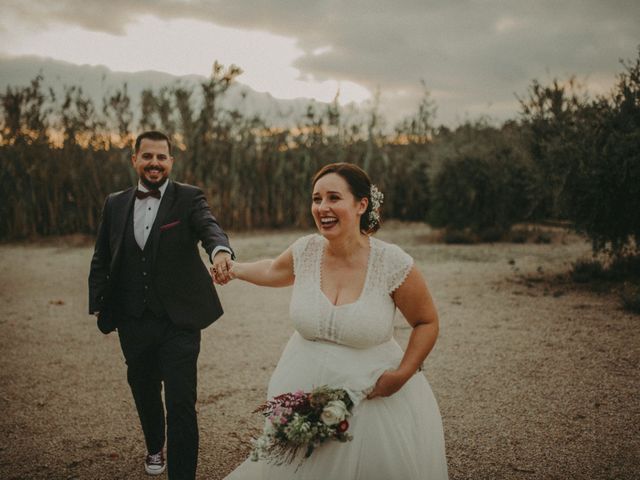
[134,131,172,155]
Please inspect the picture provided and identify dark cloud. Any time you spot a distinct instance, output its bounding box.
[2,0,639,124]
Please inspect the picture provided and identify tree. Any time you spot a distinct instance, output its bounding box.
[563,49,640,255]
[518,76,590,219]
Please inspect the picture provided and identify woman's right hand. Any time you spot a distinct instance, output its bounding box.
[367,369,411,399]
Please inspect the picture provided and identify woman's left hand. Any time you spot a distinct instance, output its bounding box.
[211,252,234,285]
[367,369,411,399]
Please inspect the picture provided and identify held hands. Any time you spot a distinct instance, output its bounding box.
[211,252,234,285]
[367,369,412,399]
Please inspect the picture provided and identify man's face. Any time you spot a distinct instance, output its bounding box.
[131,138,174,189]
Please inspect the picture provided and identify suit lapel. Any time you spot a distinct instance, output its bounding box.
[151,180,176,265]
[111,187,135,271]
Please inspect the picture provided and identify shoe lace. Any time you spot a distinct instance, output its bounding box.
[148,452,163,464]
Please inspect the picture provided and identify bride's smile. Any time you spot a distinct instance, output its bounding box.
[312,172,368,239]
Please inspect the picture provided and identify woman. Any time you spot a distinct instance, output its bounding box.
[221,163,448,479]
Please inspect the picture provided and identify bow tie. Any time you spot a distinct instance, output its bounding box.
[136,189,161,200]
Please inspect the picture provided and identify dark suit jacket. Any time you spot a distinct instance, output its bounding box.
[88,180,232,333]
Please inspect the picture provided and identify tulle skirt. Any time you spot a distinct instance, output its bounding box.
[224,332,448,480]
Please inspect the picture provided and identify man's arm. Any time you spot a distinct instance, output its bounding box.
[88,196,112,314]
[189,187,234,261]
[210,245,233,262]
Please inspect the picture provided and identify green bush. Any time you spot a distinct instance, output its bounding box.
[443,228,477,244]
[571,259,606,283]
[428,146,540,234]
[620,282,640,314]
[509,229,529,243]
[562,74,640,255]
[520,47,640,256]
[607,255,640,281]
[534,231,553,244]
[478,226,506,243]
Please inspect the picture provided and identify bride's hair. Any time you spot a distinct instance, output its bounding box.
[312,162,381,234]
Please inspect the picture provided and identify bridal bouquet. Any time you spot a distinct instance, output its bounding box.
[250,385,354,466]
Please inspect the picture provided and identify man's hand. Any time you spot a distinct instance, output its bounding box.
[211,251,233,285]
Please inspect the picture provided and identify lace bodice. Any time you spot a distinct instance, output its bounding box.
[289,234,413,349]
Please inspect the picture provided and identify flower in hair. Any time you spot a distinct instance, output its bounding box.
[368,184,384,229]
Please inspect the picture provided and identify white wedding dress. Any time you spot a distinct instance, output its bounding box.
[225,234,448,480]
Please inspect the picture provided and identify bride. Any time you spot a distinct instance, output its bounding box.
[217,162,448,480]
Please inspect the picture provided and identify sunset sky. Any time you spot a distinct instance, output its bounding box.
[1,0,638,125]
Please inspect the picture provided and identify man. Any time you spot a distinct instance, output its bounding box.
[88,131,233,479]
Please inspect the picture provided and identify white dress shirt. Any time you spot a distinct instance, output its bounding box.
[134,180,232,260]
[134,181,167,249]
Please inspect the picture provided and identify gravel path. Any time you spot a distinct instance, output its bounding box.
[0,223,638,479]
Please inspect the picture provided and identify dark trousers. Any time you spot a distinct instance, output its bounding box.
[118,310,201,480]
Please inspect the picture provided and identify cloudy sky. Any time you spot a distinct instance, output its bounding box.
[1,0,638,125]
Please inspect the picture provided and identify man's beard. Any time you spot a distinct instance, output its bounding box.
[140,170,168,190]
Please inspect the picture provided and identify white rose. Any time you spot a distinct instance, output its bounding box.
[320,400,349,426]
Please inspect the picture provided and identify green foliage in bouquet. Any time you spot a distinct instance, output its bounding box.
[251,386,355,467]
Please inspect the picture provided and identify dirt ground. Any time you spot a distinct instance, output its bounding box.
[0,222,638,480]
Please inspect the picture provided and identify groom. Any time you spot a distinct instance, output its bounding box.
[88,130,234,479]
